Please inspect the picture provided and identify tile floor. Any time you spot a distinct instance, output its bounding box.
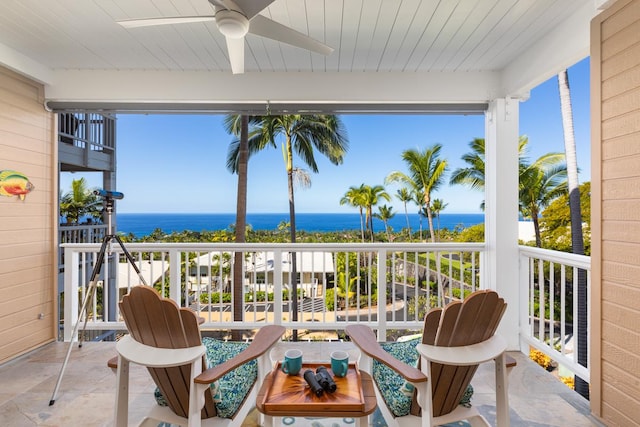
[0,341,604,426]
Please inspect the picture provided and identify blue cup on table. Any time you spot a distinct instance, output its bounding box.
[282,349,303,375]
[330,350,349,377]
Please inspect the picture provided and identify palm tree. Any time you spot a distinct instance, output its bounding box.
[374,204,395,241]
[386,144,448,243]
[360,184,391,241]
[340,184,367,242]
[430,198,448,240]
[395,187,413,239]
[240,115,348,244]
[224,114,256,337]
[229,114,348,333]
[450,136,530,210]
[519,153,568,247]
[449,137,486,211]
[558,69,588,398]
[59,178,101,224]
[413,191,426,241]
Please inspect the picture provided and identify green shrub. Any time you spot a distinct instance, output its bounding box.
[199,292,231,304]
[325,288,337,311]
[450,288,472,299]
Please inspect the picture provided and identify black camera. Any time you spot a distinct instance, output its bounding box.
[303,366,337,396]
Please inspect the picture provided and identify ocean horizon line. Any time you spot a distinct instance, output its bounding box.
[118,211,484,215]
[116,212,486,238]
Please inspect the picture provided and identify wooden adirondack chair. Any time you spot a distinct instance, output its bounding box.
[113,285,285,427]
[346,289,511,427]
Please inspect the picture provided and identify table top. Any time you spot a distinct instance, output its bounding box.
[256,363,377,417]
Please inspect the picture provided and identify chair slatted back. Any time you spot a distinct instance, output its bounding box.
[120,286,217,419]
[420,290,507,417]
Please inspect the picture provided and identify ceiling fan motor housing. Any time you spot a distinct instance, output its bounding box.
[215,9,249,38]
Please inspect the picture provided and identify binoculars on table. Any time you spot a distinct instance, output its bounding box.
[303,366,337,396]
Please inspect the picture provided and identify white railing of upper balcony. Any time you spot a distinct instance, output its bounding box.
[518,246,591,382]
[58,224,108,271]
[61,242,486,342]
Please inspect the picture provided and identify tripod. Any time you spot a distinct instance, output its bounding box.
[49,195,147,406]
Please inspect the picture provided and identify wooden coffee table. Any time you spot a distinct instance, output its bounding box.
[256,362,377,427]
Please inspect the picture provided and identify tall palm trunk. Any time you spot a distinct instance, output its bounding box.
[232,116,248,341]
[384,220,391,242]
[558,70,588,398]
[424,196,436,244]
[367,206,374,242]
[358,207,365,242]
[530,206,542,248]
[403,202,411,240]
[285,136,299,340]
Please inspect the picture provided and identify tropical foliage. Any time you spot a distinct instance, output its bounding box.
[59,178,102,224]
[519,152,567,247]
[386,144,448,243]
[539,182,591,254]
[374,204,396,242]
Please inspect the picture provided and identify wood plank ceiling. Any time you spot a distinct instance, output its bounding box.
[0,0,586,74]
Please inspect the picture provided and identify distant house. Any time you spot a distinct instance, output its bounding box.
[117,260,169,296]
[246,251,335,298]
[183,251,334,297]
[186,252,228,292]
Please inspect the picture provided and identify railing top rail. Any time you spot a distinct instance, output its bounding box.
[518,245,591,270]
[59,224,108,230]
[60,241,487,252]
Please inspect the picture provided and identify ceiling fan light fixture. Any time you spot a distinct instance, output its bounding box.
[215,10,249,38]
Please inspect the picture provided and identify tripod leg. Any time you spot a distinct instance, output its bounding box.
[49,279,102,405]
[114,234,148,286]
[50,238,108,406]
[78,238,112,347]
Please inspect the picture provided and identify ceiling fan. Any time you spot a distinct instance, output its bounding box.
[117,0,333,74]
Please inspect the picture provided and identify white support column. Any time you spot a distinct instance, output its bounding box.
[485,98,520,350]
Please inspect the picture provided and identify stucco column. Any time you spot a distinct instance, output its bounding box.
[484,98,520,349]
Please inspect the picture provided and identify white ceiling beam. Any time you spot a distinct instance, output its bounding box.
[500,0,596,97]
[0,41,52,85]
[45,69,502,109]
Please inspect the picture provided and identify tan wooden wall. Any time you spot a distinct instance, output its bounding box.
[0,66,57,363]
[591,0,640,423]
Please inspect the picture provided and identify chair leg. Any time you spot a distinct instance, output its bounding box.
[188,360,204,427]
[114,356,130,427]
[495,353,509,427]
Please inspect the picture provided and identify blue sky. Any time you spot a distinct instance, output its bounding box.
[61,57,591,215]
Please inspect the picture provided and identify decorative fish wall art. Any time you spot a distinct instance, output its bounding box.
[0,170,35,200]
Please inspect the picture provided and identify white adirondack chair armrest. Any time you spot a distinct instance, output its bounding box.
[116,335,206,368]
[415,334,507,366]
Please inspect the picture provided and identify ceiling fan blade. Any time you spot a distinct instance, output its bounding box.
[232,0,275,20]
[117,16,215,28]
[226,36,245,74]
[248,15,333,56]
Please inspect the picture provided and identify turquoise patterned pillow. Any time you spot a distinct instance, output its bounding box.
[372,338,474,417]
[372,338,421,417]
[154,337,257,419]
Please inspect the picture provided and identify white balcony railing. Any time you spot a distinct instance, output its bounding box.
[60,241,590,382]
[518,246,591,381]
[62,242,486,338]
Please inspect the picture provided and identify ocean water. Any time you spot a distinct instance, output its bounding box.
[116,212,484,237]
